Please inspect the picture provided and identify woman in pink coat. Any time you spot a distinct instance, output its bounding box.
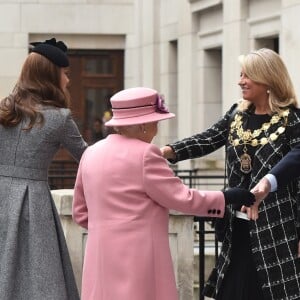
[72,87,255,300]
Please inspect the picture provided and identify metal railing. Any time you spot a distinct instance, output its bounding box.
[174,171,223,300]
[48,163,223,300]
[195,216,220,300]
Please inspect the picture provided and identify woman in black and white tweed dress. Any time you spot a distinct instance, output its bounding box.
[162,48,300,300]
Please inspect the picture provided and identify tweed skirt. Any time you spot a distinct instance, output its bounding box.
[216,217,264,300]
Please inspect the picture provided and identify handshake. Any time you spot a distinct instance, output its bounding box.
[222,177,271,221]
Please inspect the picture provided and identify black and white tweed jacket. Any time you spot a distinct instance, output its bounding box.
[169,104,300,300]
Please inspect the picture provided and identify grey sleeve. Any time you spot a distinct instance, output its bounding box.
[60,110,88,162]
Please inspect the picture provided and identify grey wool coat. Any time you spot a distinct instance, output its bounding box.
[169,104,300,300]
[0,107,87,300]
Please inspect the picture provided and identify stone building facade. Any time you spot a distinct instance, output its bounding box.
[1,0,300,169]
[2,1,300,299]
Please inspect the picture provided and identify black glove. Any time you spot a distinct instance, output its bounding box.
[222,187,255,207]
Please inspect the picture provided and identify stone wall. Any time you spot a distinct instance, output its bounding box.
[3,1,300,170]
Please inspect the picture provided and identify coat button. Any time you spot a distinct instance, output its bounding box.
[208,209,212,214]
[216,210,221,214]
[212,209,216,214]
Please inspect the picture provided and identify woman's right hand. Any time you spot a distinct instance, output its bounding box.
[160,146,176,160]
[241,178,271,220]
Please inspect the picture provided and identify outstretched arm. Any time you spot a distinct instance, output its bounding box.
[250,143,300,202]
[268,143,300,187]
[243,144,300,220]
[161,103,238,163]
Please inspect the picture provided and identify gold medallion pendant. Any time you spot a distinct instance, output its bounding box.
[240,153,252,174]
[229,109,290,174]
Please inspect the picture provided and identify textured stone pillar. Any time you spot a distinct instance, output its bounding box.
[222,0,249,111]
[51,189,86,294]
[169,211,195,300]
[281,0,300,98]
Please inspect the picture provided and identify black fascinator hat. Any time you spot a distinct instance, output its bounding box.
[30,38,69,67]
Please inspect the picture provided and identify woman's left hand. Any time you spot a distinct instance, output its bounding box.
[240,202,260,220]
[240,178,271,220]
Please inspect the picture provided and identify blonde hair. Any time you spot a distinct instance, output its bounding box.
[237,48,298,113]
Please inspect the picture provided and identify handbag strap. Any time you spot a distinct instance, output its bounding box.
[224,103,238,189]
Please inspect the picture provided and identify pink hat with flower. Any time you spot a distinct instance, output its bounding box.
[105,87,175,127]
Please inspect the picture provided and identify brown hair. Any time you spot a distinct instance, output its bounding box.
[0,52,70,129]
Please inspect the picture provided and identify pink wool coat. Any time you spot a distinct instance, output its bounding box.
[72,134,225,300]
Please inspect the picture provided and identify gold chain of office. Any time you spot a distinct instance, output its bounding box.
[228,109,290,147]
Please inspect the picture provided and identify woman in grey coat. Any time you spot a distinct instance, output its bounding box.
[0,38,87,300]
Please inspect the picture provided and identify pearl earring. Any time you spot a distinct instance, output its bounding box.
[267,89,270,94]
[143,130,146,134]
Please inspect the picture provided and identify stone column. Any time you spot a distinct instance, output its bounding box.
[222,0,249,111]
[169,211,195,300]
[51,189,86,293]
[281,0,300,98]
